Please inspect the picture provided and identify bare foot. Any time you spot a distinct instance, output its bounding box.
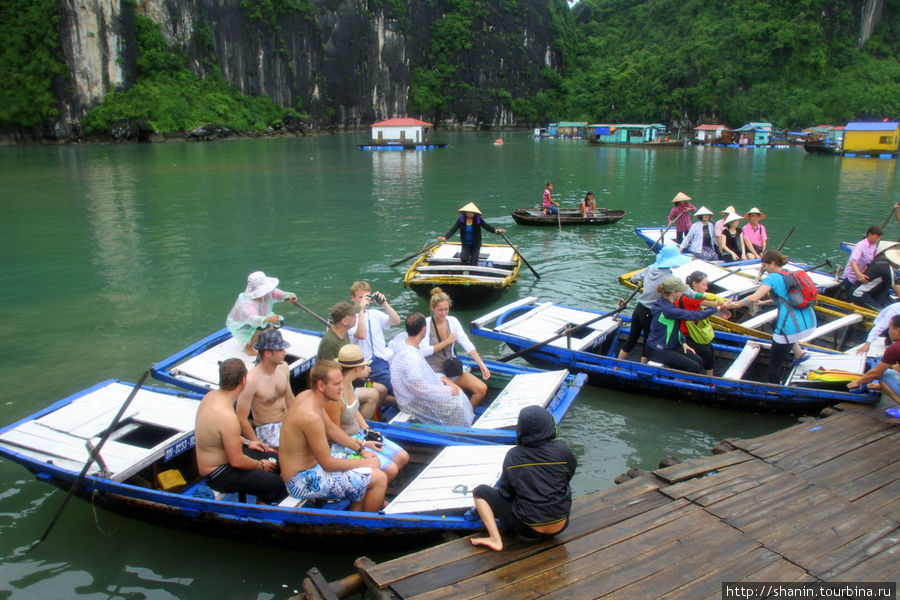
[470,537,503,551]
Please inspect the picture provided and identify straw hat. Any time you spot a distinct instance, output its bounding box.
[719,205,737,216]
[744,207,767,219]
[458,202,482,214]
[694,206,714,218]
[245,271,279,299]
[881,243,900,267]
[337,344,371,368]
[655,244,691,269]
[724,212,743,225]
[671,192,692,203]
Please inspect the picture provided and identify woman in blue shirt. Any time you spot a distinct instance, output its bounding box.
[734,250,817,383]
[438,202,505,265]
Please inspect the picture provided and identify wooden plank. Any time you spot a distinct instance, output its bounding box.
[761,418,895,473]
[403,502,709,600]
[600,519,760,600]
[799,313,863,343]
[827,542,900,582]
[473,370,568,429]
[721,341,762,380]
[664,548,787,600]
[729,411,861,459]
[652,449,754,484]
[788,351,866,384]
[665,461,787,506]
[740,309,778,329]
[795,434,900,488]
[366,485,670,593]
[700,474,812,522]
[383,445,511,514]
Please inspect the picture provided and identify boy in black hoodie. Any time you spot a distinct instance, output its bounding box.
[471,405,577,551]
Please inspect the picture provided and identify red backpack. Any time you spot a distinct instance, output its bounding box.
[777,270,818,309]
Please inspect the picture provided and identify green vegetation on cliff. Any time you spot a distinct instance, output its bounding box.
[81,15,298,135]
[0,0,66,129]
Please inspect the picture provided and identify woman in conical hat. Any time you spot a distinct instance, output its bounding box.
[667,192,697,245]
[741,207,768,258]
[437,203,505,265]
[679,206,719,262]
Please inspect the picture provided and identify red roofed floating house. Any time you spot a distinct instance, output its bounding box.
[358,118,447,150]
[691,124,730,145]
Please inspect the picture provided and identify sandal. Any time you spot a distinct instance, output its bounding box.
[886,407,900,419]
[791,352,811,367]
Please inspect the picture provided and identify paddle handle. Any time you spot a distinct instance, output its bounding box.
[498,231,541,279]
[389,241,441,268]
[291,299,329,327]
[35,371,150,547]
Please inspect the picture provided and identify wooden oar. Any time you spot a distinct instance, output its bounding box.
[498,231,541,279]
[33,371,150,548]
[498,286,640,362]
[881,203,898,228]
[290,299,329,327]
[389,241,441,268]
[755,226,795,282]
[556,206,561,232]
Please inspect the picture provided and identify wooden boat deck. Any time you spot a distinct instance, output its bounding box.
[302,401,900,599]
[494,303,619,352]
[169,328,321,390]
[0,381,196,482]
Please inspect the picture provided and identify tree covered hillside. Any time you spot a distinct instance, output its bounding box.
[556,0,900,127]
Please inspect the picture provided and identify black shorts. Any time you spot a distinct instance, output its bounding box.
[472,484,567,539]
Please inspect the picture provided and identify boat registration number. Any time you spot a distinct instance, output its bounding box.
[164,434,195,462]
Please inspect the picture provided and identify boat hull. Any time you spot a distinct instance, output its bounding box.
[510,208,626,226]
[471,299,878,414]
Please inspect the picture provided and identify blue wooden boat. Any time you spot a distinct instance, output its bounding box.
[152,328,587,444]
[0,379,520,551]
[470,297,880,414]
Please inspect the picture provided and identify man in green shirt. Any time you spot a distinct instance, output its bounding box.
[317,301,358,361]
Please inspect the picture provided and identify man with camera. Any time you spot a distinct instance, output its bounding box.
[348,281,401,407]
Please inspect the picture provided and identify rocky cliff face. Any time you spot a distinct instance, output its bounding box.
[53,0,565,136]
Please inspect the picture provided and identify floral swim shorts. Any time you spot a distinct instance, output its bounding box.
[285,464,371,502]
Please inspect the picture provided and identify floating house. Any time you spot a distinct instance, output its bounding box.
[842,121,900,158]
[548,122,587,138]
[692,124,729,145]
[586,123,681,146]
[732,122,775,147]
[358,118,446,150]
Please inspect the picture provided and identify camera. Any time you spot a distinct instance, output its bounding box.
[364,428,383,443]
[366,292,386,306]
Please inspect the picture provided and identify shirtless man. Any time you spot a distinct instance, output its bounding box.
[195,358,287,504]
[236,328,293,450]
[279,361,387,512]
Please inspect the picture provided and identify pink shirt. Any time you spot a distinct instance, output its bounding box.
[741,223,767,247]
[542,188,552,208]
[842,237,878,283]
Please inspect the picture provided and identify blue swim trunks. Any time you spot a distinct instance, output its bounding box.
[330,432,404,472]
[285,463,371,502]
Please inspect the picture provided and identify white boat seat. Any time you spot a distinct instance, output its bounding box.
[383,445,512,514]
[740,309,778,329]
[798,313,863,343]
[721,341,765,380]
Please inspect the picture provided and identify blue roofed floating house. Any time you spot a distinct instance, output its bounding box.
[358,118,447,150]
[730,122,789,148]
[841,121,900,158]
[586,123,683,147]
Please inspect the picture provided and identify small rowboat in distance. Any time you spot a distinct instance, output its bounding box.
[511,207,626,226]
[404,241,522,309]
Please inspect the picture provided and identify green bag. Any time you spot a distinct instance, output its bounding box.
[684,318,715,345]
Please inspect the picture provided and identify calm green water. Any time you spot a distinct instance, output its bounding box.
[0,133,897,599]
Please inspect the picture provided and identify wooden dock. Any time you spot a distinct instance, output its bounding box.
[298,401,899,599]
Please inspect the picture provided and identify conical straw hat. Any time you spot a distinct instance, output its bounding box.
[671,192,692,203]
[458,202,482,214]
